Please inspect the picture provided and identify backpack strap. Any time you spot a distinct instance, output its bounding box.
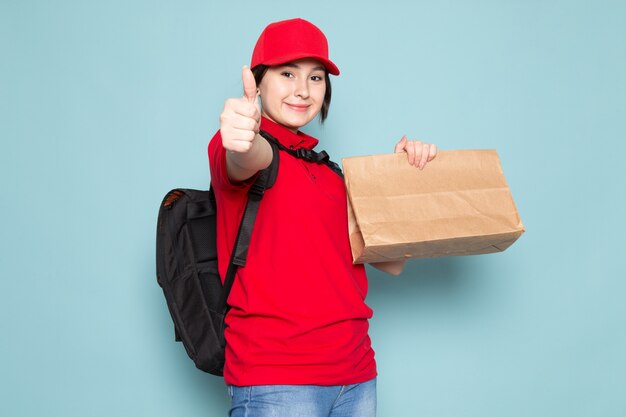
[217,138,280,312]
[217,128,341,313]
[259,130,343,178]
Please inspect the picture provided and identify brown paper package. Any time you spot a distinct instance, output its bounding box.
[343,150,525,264]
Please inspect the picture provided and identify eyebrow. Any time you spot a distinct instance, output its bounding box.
[281,63,326,72]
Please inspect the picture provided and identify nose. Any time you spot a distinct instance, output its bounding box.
[294,78,310,99]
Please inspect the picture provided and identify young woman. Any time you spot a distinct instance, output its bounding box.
[208,18,437,417]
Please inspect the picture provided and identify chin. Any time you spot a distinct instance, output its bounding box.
[277,116,313,131]
[292,113,317,127]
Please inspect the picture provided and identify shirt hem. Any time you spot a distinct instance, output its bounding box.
[224,369,378,387]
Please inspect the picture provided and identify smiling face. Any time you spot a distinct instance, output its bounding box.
[258,58,327,133]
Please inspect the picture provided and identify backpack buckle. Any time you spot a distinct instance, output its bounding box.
[317,151,330,163]
[295,148,309,159]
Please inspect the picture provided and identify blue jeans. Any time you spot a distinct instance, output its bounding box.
[227,378,377,417]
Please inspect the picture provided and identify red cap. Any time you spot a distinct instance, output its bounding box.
[251,18,340,76]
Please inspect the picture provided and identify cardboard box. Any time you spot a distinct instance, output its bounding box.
[343,150,525,264]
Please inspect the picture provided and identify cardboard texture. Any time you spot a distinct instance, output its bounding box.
[343,150,525,264]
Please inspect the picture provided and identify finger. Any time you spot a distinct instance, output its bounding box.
[232,101,260,120]
[405,139,415,165]
[242,65,257,103]
[225,128,257,145]
[230,116,258,132]
[220,108,256,130]
[417,143,430,169]
[226,98,261,129]
[223,98,259,122]
[394,135,408,153]
[427,143,437,162]
[253,114,260,134]
[413,141,424,168]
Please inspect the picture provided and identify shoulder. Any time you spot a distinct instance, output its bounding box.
[208,129,254,193]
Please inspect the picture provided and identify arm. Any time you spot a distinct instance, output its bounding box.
[225,133,272,182]
[370,260,407,276]
[368,135,438,276]
[219,66,272,182]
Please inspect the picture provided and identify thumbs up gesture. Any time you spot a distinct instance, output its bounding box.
[220,66,262,153]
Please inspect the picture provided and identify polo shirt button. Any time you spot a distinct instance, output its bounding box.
[289,145,294,149]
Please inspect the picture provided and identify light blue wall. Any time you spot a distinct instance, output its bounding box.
[2,1,625,416]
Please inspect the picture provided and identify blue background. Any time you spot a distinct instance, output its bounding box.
[2,1,625,416]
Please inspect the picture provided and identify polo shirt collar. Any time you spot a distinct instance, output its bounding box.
[260,116,319,150]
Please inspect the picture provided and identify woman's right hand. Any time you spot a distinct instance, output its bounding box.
[219,66,272,181]
[219,66,262,153]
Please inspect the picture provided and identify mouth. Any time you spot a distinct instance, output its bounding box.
[285,103,310,112]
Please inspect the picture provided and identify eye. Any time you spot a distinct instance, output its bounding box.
[281,72,294,78]
[311,75,323,81]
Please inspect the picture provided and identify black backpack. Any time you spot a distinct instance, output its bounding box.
[155,131,343,376]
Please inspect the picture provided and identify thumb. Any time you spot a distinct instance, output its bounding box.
[394,135,408,153]
[242,65,257,103]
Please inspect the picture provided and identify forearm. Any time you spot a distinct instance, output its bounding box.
[226,134,273,182]
[370,259,407,276]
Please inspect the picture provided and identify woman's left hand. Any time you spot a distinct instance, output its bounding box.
[394,135,437,170]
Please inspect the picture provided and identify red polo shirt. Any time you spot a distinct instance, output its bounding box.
[208,117,376,386]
